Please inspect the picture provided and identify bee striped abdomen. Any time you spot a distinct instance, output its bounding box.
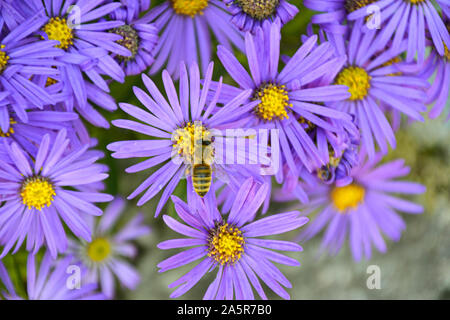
[192,164,212,198]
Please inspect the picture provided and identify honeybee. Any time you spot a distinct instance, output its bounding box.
[317,164,333,183]
[190,139,214,198]
[316,154,341,183]
[192,163,212,197]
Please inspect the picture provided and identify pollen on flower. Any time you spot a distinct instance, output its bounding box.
[331,183,365,212]
[42,17,74,50]
[87,238,112,262]
[234,0,279,20]
[110,25,140,62]
[408,0,427,4]
[335,66,371,101]
[21,177,56,211]
[171,0,208,17]
[172,122,214,164]
[254,83,292,121]
[208,222,245,265]
[0,44,10,73]
[0,118,16,137]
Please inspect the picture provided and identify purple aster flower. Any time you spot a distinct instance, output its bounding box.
[326,19,430,159]
[347,0,450,63]
[67,197,151,298]
[216,174,274,215]
[273,118,360,203]
[108,2,159,75]
[223,0,299,33]
[0,0,28,31]
[22,0,130,109]
[303,0,358,35]
[0,108,78,156]
[0,259,15,297]
[0,252,105,300]
[0,129,113,258]
[45,79,118,129]
[140,0,244,77]
[297,150,425,261]
[406,24,450,120]
[305,1,450,63]
[158,178,309,299]
[312,115,360,187]
[422,49,450,120]
[0,15,64,131]
[108,61,268,216]
[214,19,353,179]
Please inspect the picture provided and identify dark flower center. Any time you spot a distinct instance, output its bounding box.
[234,0,279,20]
[110,25,139,62]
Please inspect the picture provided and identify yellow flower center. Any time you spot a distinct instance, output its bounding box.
[21,177,56,211]
[87,238,111,262]
[408,0,427,4]
[171,0,208,17]
[254,83,292,121]
[344,0,377,13]
[335,66,371,101]
[110,25,139,62]
[208,222,245,265]
[172,122,214,164]
[0,118,16,137]
[331,184,365,212]
[234,0,279,20]
[0,44,10,73]
[42,17,74,50]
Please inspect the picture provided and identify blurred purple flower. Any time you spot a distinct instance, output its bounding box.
[68,197,151,298]
[298,150,425,261]
[0,252,105,300]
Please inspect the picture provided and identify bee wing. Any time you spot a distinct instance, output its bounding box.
[213,165,230,184]
[180,165,191,180]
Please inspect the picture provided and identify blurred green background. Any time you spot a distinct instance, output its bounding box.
[2,1,449,300]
